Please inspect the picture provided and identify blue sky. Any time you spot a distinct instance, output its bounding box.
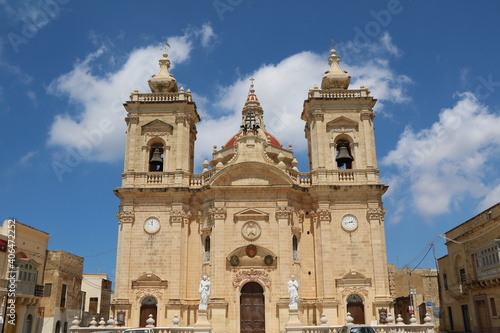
[1,1,500,284]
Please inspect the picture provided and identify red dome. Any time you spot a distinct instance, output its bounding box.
[224,131,281,148]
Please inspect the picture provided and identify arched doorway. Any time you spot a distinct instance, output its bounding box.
[140,296,157,327]
[240,282,265,333]
[347,294,365,324]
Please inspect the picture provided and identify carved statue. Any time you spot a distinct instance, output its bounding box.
[287,275,299,308]
[199,275,211,310]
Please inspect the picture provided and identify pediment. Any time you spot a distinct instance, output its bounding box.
[336,271,371,288]
[234,208,269,223]
[209,162,293,187]
[141,119,173,135]
[132,273,168,288]
[326,116,358,129]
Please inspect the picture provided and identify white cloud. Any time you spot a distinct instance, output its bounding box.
[47,25,216,162]
[382,92,500,219]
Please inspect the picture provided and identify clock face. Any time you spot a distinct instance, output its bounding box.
[144,217,160,234]
[341,215,358,231]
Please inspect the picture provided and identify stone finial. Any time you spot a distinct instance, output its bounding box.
[202,158,210,173]
[320,313,328,326]
[148,52,178,93]
[346,312,354,326]
[106,315,116,327]
[321,48,351,90]
[424,312,432,323]
[396,314,404,324]
[89,317,97,328]
[410,314,417,325]
[291,157,299,171]
[146,314,156,328]
[70,316,80,328]
[99,318,106,327]
[172,314,181,327]
[386,311,394,324]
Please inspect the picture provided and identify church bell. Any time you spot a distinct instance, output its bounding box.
[336,142,353,167]
[149,148,163,166]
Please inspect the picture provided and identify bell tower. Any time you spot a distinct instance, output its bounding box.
[113,52,200,326]
[302,48,379,183]
[121,52,199,186]
[301,48,392,323]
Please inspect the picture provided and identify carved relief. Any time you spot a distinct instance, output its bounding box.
[135,288,163,300]
[175,114,193,125]
[275,206,293,220]
[341,287,368,297]
[311,209,331,223]
[233,269,271,288]
[145,132,170,139]
[125,115,139,125]
[209,207,227,220]
[366,208,386,221]
[241,221,261,241]
[310,112,324,122]
[330,127,355,134]
[360,111,374,121]
[170,210,191,224]
[117,211,135,224]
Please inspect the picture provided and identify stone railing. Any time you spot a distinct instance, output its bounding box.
[129,89,193,103]
[70,312,434,333]
[122,167,379,188]
[307,88,371,100]
[69,315,205,333]
[286,313,434,333]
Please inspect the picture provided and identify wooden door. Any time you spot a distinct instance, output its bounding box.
[475,299,491,333]
[347,294,365,324]
[140,304,157,327]
[240,282,265,333]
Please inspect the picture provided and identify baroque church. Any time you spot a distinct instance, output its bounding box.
[112,47,392,332]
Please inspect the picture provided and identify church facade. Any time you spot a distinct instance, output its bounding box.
[112,48,392,332]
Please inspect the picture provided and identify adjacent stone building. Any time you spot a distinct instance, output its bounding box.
[0,220,50,333]
[438,202,500,333]
[388,265,440,327]
[112,48,392,332]
[81,273,112,324]
[40,250,84,333]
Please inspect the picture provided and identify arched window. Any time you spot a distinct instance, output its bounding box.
[204,236,211,262]
[292,235,299,261]
[54,321,61,333]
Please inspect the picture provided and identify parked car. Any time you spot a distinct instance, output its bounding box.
[338,325,376,333]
